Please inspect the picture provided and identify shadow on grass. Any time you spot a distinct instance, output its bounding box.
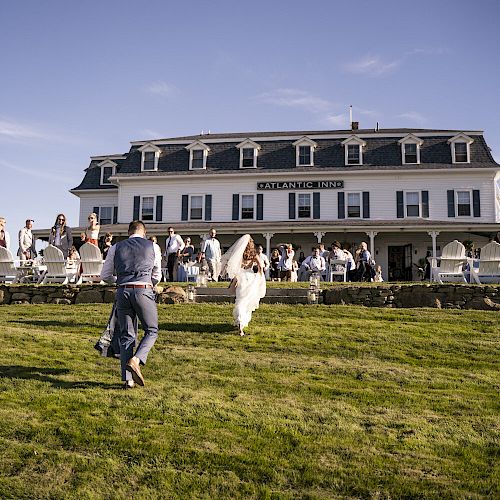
[0,365,119,390]
[159,322,235,334]
[10,319,99,330]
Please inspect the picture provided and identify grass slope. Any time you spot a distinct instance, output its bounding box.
[0,304,498,499]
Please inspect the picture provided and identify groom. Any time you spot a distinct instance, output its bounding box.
[100,220,162,389]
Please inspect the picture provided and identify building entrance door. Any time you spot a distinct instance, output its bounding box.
[388,244,413,281]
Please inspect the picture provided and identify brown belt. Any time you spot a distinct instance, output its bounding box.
[119,284,152,289]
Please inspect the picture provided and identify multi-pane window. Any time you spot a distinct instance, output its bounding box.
[454,143,468,163]
[190,195,203,220]
[241,195,255,219]
[143,152,156,171]
[297,193,311,218]
[191,150,205,169]
[101,166,114,184]
[457,191,471,216]
[347,144,360,164]
[298,146,311,166]
[99,207,113,225]
[404,143,418,164]
[347,193,361,217]
[141,197,154,221]
[406,192,420,217]
[241,148,256,168]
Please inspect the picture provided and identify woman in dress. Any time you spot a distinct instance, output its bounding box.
[85,212,100,245]
[221,234,266,336]
[49,213,73,258]
[270,248,281,281]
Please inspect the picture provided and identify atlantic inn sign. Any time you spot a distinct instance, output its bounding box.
[257,180,344,190]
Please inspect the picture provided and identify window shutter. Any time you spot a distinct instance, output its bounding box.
[289,193,296,219]
[256,194,263,220]
[362,192,370,219]
[338,192,345,219]
[396,191,404,218]
[421,191,429,218]
[205,194,212,221]
[93,206,100,219]
[447,190,455,218]
[113,206,118,224]
[133,196,140,221]
[156,195,163,222]
[181,195,188,221]
[232,194,239,220]
[473,190,481,217]
[313,192,320,219]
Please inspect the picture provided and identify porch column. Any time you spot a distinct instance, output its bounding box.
[262,232,274,280]
[427,231,440,282]
[313,231,326,244]
[366,231,378,258]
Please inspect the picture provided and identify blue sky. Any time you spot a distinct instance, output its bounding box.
[1,0,499,240]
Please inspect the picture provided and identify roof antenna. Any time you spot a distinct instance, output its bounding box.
[349,105,353,126]
[200,129,204,135]
[376,121,379,132]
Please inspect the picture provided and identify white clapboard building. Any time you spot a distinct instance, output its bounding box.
[71,125,500,280]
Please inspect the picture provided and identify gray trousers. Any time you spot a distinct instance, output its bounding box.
[207,258,221,281]
[116,287,158,381]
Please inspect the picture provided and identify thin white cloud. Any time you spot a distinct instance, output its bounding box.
[0,159,74,183]
[343,55,400,77]
[145,81,178,97]
[256,88,331,113]
[409,47,450,56]
[0,118,60,142]
[324,113,348,128]
[397,111,427,124]
[139,129,165,139]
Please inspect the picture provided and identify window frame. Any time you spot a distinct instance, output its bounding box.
[456,189,472,217]
[398,134,423,165]
[448,134,473,164]
[341,136,366,166]
[240,148,257,169]
[190,149,206,170]
[346,191,362,218]
[189,194,205,221]
[297,192,312,219]
[140,196,155,221]
[240,193,256,220]
[98,206,114,225]
[292,137,317,167]
[139,143,161,172]
[404,191,421,218]
[452,142,470,163]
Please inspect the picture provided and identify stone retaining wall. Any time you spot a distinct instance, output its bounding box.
[0,283,499,310]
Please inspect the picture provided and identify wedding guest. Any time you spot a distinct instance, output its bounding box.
[298,251,306,266]
[256,244,270,275]
[0,217,10,250]
[270,248,281,281]
[278,243,295,281]
[74,232,87,252]
[202,228,222,281]
[86,212,100,245]
[194,251,209,274]
[49,214,73,258]
[373,265,384,282]
[290,260,299,282]
[164,227,184,281]
[342,243,356,282]
[355,241,373,282]
[182,237,196,263]
[68,245,80,261]
[299,247,326,281]
[17,219,36,260]
[102,233,114,259]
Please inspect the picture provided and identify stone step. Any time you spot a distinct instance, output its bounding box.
[193,287,314,304]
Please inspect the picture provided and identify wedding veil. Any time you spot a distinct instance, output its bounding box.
[220,234,251,279]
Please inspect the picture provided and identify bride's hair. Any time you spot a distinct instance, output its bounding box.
[242,237,257,262]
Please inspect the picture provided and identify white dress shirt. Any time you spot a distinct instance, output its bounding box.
[302,255,326,272]
[164,234,185,255]
[202,237,221,261]
[100,234,162,285]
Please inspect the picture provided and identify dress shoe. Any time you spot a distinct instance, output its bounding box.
[126,357,145,386]
[122,380,135,389]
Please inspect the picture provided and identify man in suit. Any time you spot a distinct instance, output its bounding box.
[17,219,36,260]
[202,228,221,281]
[100,220,162,389]
[164,226,184,281]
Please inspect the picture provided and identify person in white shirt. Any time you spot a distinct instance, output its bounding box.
[278,243,295,281]
[17,219,36,260]
[163,227,185,281]
[256,244,270,277]
[299,247,326,281]
[0,217,11,251]
[202,228,222,281]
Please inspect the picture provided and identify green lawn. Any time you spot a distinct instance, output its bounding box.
[0,303,498,499]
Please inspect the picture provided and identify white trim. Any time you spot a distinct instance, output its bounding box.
[345,191,362,218]
[237,141,259,169]
[236,138,261,149]
[91,155,126,160]
[342,135,366,166]
[455,189,473,218]
[296,192,313,219]
[398,134,423,165]
[186,141,210,170]
[139,143,161,172]
[404,190,421,218]
[188,194,205,221]
[98,160,117,185]
[130,130,485,146]
[140,195,156,221]
[240,193,256,220]
[448,134,473,164]
[293,136,317,167]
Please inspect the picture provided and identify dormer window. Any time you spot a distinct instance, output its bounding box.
[186,141,210,170]
[341,136,366,166]
[292,137,317,167]
[398,134,423,165]
[236,139,260,168]
[448,134,474,164]
[98,159,117,185]
[138,143,161,171]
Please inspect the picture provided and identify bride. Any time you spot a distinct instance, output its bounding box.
[221,234,266,336]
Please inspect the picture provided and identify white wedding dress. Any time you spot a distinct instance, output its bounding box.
[220,234,267,331]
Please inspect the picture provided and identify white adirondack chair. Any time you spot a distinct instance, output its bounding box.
[78,243,104,284]
[39,245,77,284]
[433,240,467,284]
[471,241,500,284]
[0,247,20,283]
[329,259,347,282]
